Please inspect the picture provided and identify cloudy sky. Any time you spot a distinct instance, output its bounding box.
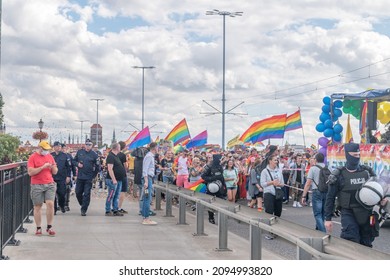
[2,0,390,148]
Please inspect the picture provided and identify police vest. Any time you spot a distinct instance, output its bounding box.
[338,168,370,210]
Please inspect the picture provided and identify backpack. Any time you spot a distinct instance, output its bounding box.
[313,165,331,193]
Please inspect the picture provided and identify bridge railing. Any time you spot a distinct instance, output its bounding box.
[0,162,32,260]
[153,182,390,260]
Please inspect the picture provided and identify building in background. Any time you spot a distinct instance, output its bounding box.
[90,123,102,147]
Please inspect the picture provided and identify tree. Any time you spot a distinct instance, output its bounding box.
[0,134,20,164]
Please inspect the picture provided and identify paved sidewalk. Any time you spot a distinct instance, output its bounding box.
[3,190,282,260]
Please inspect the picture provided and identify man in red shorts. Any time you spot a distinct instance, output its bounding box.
[27,140,58,236]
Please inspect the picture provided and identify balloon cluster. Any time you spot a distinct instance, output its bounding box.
[342,99,363,120]
[315,96,344,143]
[377,102,390,125]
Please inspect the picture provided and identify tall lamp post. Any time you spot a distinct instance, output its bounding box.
[90,99,104,147]
[75,120,89,144]
[38,118,44,142]
[206,9,243,150]
[133,66,155,130]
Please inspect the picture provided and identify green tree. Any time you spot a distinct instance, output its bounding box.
[0,134,20,164]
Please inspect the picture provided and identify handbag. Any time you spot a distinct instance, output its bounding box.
[267,169,284,200]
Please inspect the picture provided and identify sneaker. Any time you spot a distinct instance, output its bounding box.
[309,202,312,207]
[46,228,56,237]
[191,205,196,211]
[64,206,70,211]
[264,234,274,240]
[81,210,87,216]
[113,211,124,216]
[208,217,215,224]
[293,201,297,208]
[60,207,66,213]
[118,209,128,214]
[35,228,42,236]
[142,219,157,225]
[297,202,303,208]
[105,211,113,216]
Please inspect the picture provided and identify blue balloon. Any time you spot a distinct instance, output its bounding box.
[334,109,342,117]
[322,105,331,113]
[334,100,343,108]
[323,96,331,105]
[319,113,331,123]
[332,115,339,122]
[324,128,334,138]
[316,123,326,132]
[324,119,333,129]
[333,133,342,142]
[333,123,343,134]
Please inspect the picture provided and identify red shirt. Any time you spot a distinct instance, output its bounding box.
[27,152,56,184]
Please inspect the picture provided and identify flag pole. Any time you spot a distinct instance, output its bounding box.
[299,108,307,147]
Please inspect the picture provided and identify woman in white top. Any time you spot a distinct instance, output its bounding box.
[223,159,238,202]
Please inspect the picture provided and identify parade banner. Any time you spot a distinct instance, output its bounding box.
[327,144,390,186]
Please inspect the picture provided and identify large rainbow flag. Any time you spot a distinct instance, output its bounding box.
[285,110,303,132]
[186,130,207,149]
[240,114,287,144]
[128,126,151,149]
[185,178,207,193]
[165,118,191,146]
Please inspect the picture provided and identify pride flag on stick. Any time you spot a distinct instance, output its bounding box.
[128,126,151,149]
[165,118,191,146]
[186,130,207,149]
[185,178,207,193]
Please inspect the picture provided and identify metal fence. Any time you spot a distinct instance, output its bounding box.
[153,182,390,260]
[0,162,32,260]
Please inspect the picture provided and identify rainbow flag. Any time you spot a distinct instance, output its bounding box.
[186,130,207,149]
[240,114,287,144]
[359,100,368,144]
[285,110,303,132]
[165,118,191,146]
[128,126,151,149]
[185,178,207,193]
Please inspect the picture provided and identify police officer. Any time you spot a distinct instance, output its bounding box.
[51,141,72,214]
[201,153,227,224]
[62,143,76,211]
[324,143,380,247]
[73,139,100,216]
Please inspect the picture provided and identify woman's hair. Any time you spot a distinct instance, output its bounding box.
[267,154,278,164]
[225,159,234,169]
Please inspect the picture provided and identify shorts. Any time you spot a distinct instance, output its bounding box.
[121,176,129,192]
[30,183,57,205]
[252,192,263,199]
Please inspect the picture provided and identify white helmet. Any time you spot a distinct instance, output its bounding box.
[207,181,222,194]
[356,180,384,209]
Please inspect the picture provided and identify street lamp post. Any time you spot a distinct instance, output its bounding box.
[206,9,242,150]
[133,66,155,130]
[90,99,104,147]
[38,118,44,142]
[75,120,89,144]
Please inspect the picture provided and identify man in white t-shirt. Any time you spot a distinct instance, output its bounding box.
[176,150,190,188]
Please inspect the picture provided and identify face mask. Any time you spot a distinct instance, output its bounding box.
[41,150,50,156]
[344,143,360,170]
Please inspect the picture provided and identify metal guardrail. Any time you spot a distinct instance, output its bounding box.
[153,182,390,260]
[0,162,33,260]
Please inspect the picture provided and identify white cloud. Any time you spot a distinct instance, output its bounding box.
[2,0,390,147]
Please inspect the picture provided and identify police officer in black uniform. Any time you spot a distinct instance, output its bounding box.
[73,139,100,216]
[62,143,76,211]
[51,141,72,214]
[201,153,227,224]
[324,143,378,247]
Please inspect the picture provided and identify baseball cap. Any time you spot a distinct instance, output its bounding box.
[53,141,61,147]
[85,139,93,145]
[38,140,51,150]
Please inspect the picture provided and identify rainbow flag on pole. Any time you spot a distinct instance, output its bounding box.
[165,118,191,146]
[128,126,151,149]
[285,110,303,132]
[186,130,207,149]
[240,114,287,144]
[185,178,207,193]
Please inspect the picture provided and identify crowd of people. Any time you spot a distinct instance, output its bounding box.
[27,138,387,247]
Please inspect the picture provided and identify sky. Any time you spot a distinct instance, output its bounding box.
[2,0,390,148]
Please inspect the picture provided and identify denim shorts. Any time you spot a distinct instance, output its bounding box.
[30,182,57,205]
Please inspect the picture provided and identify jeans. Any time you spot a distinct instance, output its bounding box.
[162,175,174,184]
[141,176,153,218]
[311,189,327,232]
[75,179,93,212]
[105,179,122,213]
